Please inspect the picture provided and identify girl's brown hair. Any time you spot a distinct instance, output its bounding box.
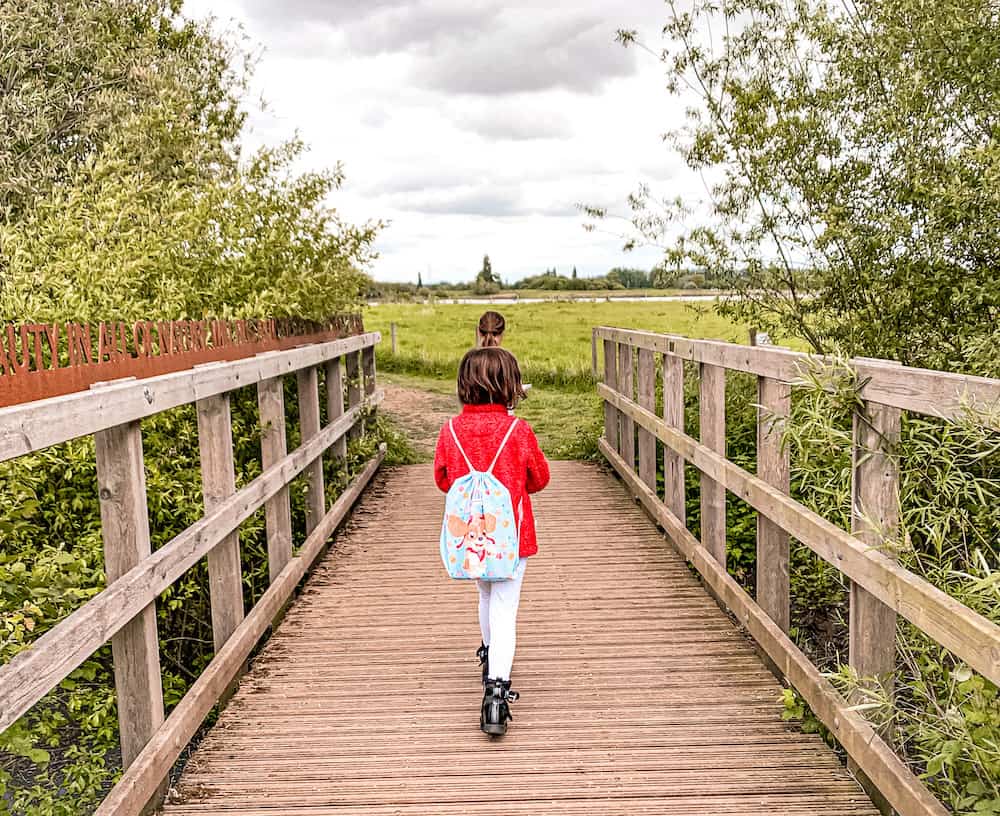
[457,347,526,406]
[477,310,505,347]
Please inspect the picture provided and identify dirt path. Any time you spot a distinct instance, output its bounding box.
[381,380,458,460]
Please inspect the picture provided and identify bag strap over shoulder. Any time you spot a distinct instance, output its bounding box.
[449,417,520,475]
[487,418,519,474]
[448,420,474,472]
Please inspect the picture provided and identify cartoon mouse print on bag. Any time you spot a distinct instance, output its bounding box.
[440,419,520,581]
[446,495,497,578]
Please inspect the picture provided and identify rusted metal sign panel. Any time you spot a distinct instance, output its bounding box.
[0,315,363,407]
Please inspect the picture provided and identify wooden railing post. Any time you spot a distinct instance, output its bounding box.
[346,351,362,442]
[257,376,293,582]
[618,342,636,469]
[591,330,598,381]
[662,353,685,523]
[196,392,245,653]
[637,348,657,490]
[756,375,791,632]
[700,363,727,566]
[602,339,619,452]
[850,396,901,691]
[94,419,166,806]
[362,343,377,434]
[325,357,347,461]
[390,322,398,355]
[297,366,325,534]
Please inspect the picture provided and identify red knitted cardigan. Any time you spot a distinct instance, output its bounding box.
[433,404,550,557]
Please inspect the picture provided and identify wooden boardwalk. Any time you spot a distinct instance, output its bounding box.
[162,462,877,815]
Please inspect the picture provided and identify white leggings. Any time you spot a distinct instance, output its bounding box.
[477,559,526,681]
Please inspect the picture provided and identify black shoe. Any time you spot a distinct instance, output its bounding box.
[480,678,519,736]
[476,642,489,685]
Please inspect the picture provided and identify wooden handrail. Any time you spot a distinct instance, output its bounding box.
[0,332,380,462]
[0,331,385,815]
[598,383,1000,683]
[0,392,382,732]
[94,447,386,816]
[594,326,1000,428]
[594,326,1000,816]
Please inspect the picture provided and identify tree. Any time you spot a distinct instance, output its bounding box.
[512,270,626,291]
[614,0,1000,373]
[0,0,247,222]
[611,8,1000,811]
[607,267,650,289]
[417,272,423,289]
[0,1,379,325]
[472,254,499,294]
[572,266,578,279]
[0,4,383,813]
[478,254,495,285]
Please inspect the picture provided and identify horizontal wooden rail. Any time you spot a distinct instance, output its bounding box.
[594,327,1000,428]
[599,440,947,816]
[0,332,380,462]
[0,390,382,734]
[94,446,386,816]
[599,382,1000,685]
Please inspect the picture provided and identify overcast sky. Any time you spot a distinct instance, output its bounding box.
[183,0,697,284]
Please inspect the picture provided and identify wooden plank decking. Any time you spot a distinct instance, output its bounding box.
[161,462,877,815]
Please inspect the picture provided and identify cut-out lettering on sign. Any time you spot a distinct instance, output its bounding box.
[0,315,363,407]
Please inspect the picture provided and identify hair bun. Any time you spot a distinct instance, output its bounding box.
[478,310,505,347]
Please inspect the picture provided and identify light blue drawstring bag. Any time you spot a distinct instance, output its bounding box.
[440,419,520,581]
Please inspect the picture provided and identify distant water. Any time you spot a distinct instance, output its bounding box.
[367,294,723,306]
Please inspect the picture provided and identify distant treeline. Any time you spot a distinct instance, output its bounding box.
[367,266,725,301]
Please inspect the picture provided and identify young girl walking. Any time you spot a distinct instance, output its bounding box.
[476,310,505,347]
[434,347,550,735]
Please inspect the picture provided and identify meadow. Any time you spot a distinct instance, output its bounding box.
[365,300,745,460]
[365,300,745,389]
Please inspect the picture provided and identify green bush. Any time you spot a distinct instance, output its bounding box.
[664,354,1000,810]
[0,0,380,326]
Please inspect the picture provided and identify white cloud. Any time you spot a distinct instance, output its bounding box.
[412,11,636,95]
[237,0,411,29]
[453,101,573,142]
[182,0,699,283]
[347,3,502,56]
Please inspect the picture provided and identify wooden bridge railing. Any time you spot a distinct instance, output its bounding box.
[593,326,1000,816]
[0,331,384,815]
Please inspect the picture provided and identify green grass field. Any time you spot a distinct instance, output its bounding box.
[366,300,745,388]
[367,301,744,458]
